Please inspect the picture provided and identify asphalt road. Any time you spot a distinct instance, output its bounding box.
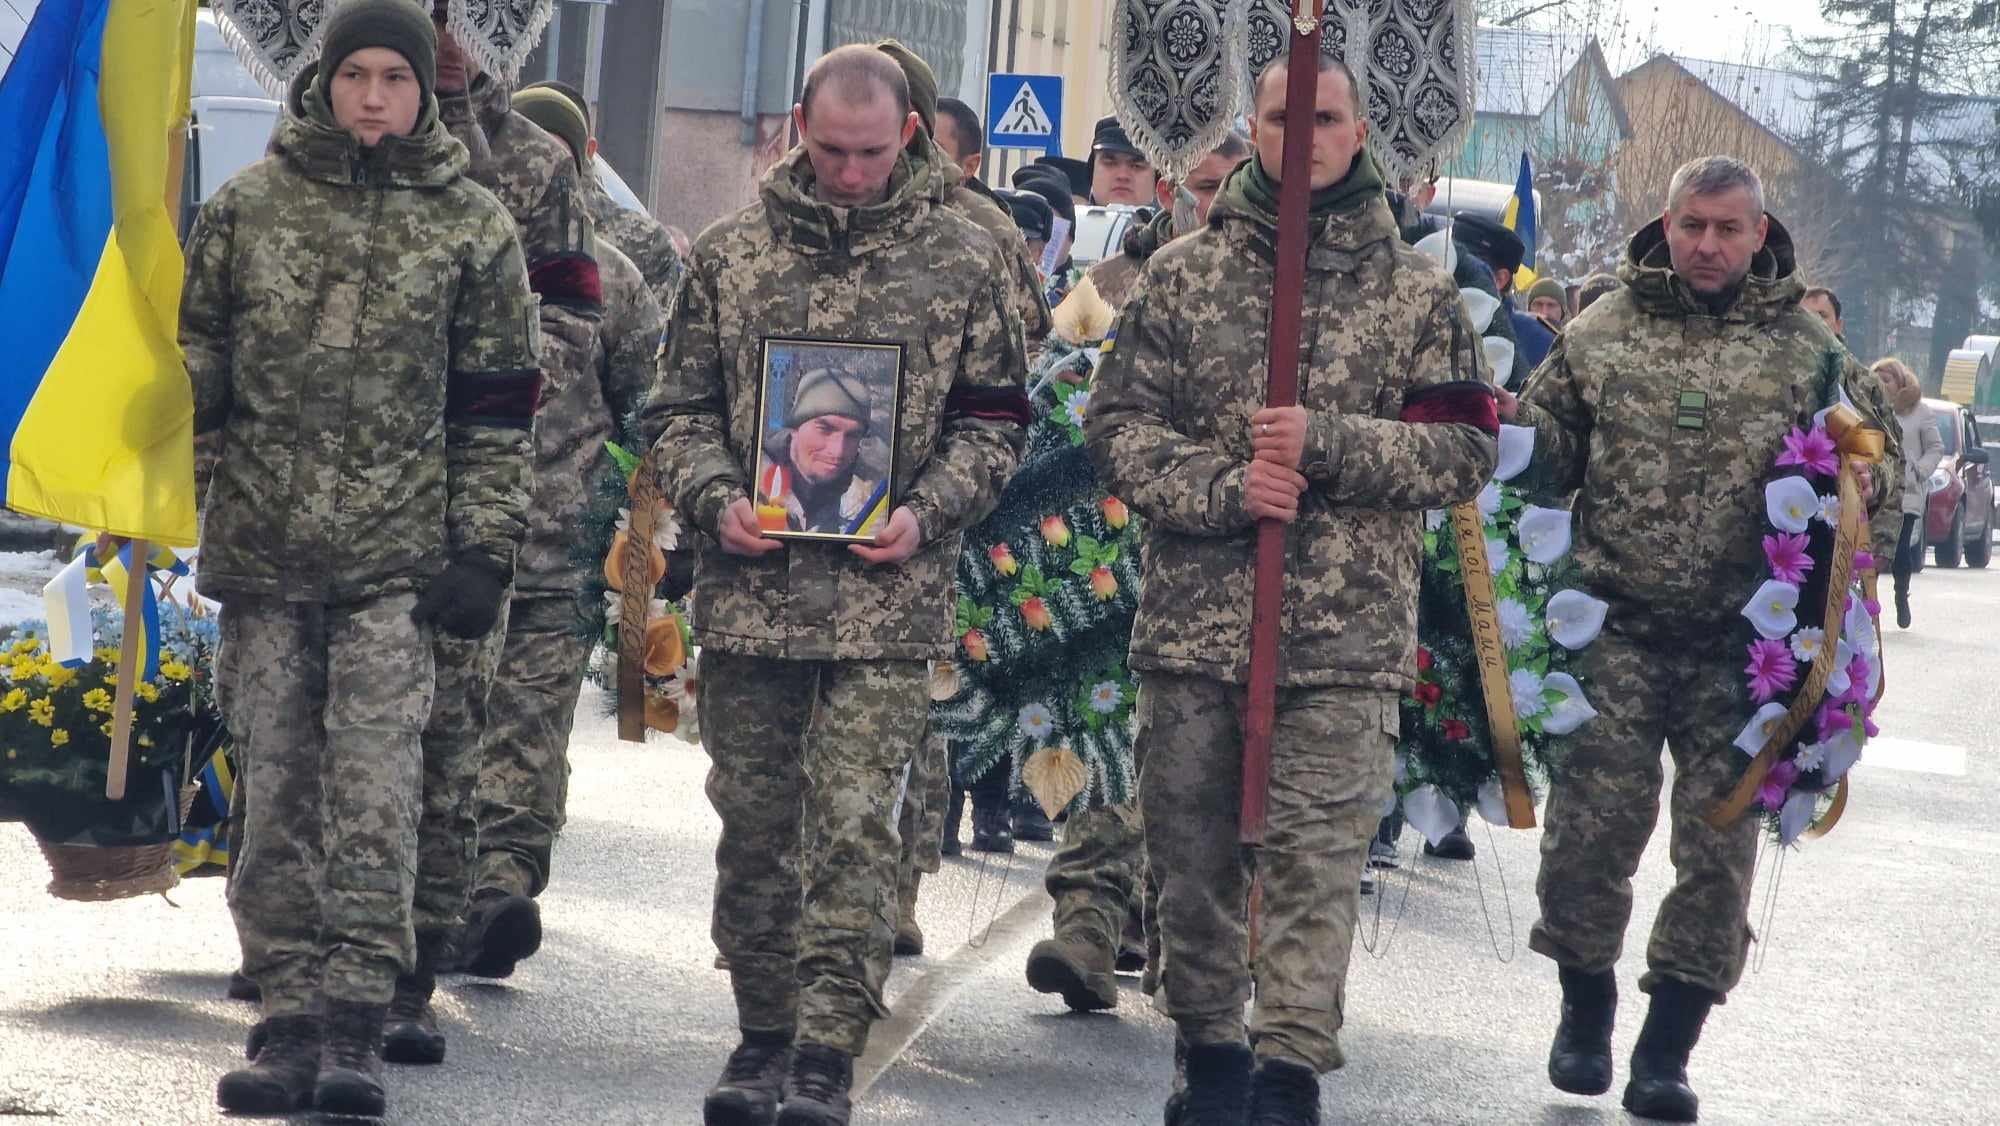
[2,554,1996,1125]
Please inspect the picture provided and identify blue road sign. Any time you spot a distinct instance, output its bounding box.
[986,72,1063,154]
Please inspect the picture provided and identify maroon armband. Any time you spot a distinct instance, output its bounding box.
[1399,380,1499,437]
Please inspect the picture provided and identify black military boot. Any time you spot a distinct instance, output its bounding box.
[940,787,966,857]
[1621,978,1715,1122]
[1423,819,1476,860]
[226,968,260,1002]
[1548,965,1617,1095]
[462,892,542,978]
[216,1013,319,1114]
[703,1029,792,1126]
[775,1042,854,1126]
[383,930,448,1064]
[1010,801,1056,842]
[1174,1042,1252,1125]
[1249,1056,1320,1125]
[314,999,389,1117]
[969,803,1013,853]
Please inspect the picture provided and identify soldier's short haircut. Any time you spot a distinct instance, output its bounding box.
[1667,155,1765,216]
[1253,53,1363,116]
[936,97,983,156]
[1803,285,1842,320]
[1211,127,1253,163]
[801,44,912,121]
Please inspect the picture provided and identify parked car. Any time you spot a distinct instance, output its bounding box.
[1924,398,1993,568]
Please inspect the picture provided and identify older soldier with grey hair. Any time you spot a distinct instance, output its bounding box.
[1501,155,1900,1122]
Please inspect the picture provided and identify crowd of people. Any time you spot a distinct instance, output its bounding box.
[174,3,1916,1123]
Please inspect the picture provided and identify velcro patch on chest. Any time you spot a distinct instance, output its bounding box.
[1675,390,1708,431]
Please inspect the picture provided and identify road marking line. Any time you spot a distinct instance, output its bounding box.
[854,890,1048,1097]
[1854,736,1967,777]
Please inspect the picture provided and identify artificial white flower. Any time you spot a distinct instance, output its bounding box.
[1476,481,1504,519]
[1066,391,1090,428]
[1424,509,1447,532]
[1546,589,1608,650]
[1766,477,1820,534]
[1457,284,1498,332]
[1476,776,1510,826]
[1518,506,1573,565]
[1742,579,1801,640]
[603,589,623,626]
[1402,783,1461,847]
[1017,702,1055,739]
[1816,492,1841,525]
[1541,672,1599,735]
[1844,591,1877,653]
[1789,626,1827,664]
[1086,680,1121,714]
[656,510,683,552]
[1486,536,1511,576]
[1494,425,1535,482]
[1497,597,1535,650]
[1509,668,1548,718]
[1821,729,1864,780]
[1482,337,1516,384]
[1733,702,1790,756]
[1779,789,1819,844]
[1793,741,1828,772]
[1827,637,1856,697]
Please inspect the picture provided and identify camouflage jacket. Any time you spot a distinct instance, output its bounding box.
[517,239,662,594]
[586,187,685,317]
[181,71,537,604]
[948,162,1053,346]
[1084,206,1175,311]
[641,142,1030,662]
[1517,216,1903,638]
[1086,172,1498,691]
[439,75,600,352]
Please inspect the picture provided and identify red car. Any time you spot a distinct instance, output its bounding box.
[1924,398,1993,568]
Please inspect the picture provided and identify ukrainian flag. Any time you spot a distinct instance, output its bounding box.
[0,0,198,547]
[1502,151,1537,293]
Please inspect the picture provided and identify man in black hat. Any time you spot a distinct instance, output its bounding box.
[1027,155,1092,203]
[1452,212,1543,390]
[1089,115,1157,206]
[995,187,1057,267]
[1011,168,1080,304]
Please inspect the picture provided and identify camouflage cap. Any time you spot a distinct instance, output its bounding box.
[512,86,589,171]
[788,368,872,428]
[876,39,938,139]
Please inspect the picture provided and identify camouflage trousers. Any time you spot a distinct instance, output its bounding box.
[410,598,510,934]
[1140,674,1396,1073]
[701,650,925,1056]
[894,723,949,901]
[1044,760,1152,963]
[219,594,434,1016]
[1529,627,1761,999]
[473,596,596,899]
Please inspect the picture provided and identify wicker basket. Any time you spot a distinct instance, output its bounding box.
[34,781,199,902]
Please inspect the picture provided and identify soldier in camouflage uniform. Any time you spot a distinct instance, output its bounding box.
[641,46,1026,1126]
[182,4,537,1115]
[416,7,602,1009]
[1505,156,1900,1124]
[518,78,687,315]
[1086,57,1496,1125]
[1023,127,1252,1014]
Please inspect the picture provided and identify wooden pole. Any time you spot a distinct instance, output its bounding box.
[1240,3,1322,845]
[105,540,149,801]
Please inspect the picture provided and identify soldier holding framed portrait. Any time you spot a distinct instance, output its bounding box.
[638,44,1028,1126]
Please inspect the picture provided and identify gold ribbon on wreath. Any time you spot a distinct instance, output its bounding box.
[616,451,664,744]
[1707,404,1886,836]
[1448,503,1537,829]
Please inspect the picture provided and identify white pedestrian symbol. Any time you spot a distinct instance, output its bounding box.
[998,82,1052,136]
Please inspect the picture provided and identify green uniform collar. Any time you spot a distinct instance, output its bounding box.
[761,139,947,256]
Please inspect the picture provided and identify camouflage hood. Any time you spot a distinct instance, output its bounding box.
[276,65,464,189]
[436,72,517,175]
[1206,155,1402,270]
[758,141,948,257]
[1618,213,1805,324]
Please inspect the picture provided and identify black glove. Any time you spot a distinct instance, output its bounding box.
[411,553,509,639]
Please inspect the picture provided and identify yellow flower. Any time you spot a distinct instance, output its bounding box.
[0,688,25,713]
[137,734,153,748]
[82,688,114,713]
[159,660,192,683]
[49,728,69,747]
[28,698,54,727]
[99,721,113,738]
[43,666,76,690]
[135,682,159,703]
[13,638,40,654]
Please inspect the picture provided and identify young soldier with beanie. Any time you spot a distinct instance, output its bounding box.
[184,0,537,1114]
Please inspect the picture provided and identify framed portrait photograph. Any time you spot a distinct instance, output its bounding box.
[751,336,906,543]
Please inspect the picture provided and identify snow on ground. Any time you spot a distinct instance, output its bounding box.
[0,586,44,628]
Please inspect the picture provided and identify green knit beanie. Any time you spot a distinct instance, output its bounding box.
[788,368,872,429]
[513,86,590,172]
[316,0,438,110]
[875,39,938,139]
[1527,276,1568,309]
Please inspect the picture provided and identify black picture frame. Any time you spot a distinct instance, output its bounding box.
[750,335,907,544]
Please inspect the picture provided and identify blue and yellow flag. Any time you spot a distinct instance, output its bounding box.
[0,0,198,546]
[1501,151,1537,293]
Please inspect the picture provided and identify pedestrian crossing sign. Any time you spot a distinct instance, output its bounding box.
[986,72,1064,153]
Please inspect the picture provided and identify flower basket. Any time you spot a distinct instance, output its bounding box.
[34,776,198,901]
